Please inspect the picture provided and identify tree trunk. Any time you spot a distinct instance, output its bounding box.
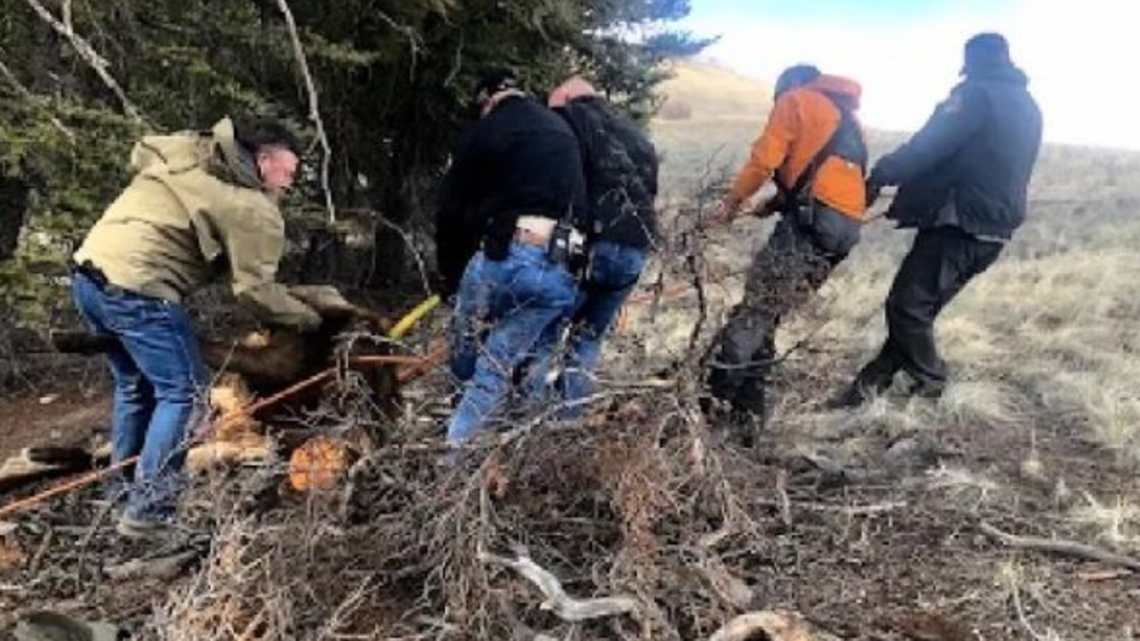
[0,175,29,262]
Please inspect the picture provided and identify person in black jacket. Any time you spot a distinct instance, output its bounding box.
[435,72,588,443]
[834,33,1042,407]
[539,76,659,405]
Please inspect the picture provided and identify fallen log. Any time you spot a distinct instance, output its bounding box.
[186,439,276,474]
[978,521,1140,572]
[0,448,92,493]
[707,610,840,641]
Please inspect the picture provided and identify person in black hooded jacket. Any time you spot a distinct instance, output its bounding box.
[834,33,1042,407]
[538,76,659,406]
[435,72,588,444]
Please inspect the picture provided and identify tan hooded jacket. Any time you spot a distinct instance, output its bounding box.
[73,118,321,330]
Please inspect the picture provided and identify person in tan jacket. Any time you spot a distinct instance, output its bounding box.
[704,65,869,443]
[71,117,321,537]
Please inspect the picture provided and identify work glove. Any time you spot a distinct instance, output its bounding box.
[287,284,355,316]
[864,178,884,210]
[704,194,742,228]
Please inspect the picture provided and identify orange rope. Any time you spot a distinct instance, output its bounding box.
[0,352,441,519]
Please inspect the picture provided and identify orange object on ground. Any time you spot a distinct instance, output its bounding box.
[288,436,350,492]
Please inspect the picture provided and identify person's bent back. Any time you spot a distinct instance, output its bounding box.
[71,117,319,538]
[74,118,321,329]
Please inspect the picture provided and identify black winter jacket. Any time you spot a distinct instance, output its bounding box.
[872,64,1042,239]
[435,95,587,294]
[555,97,659,250]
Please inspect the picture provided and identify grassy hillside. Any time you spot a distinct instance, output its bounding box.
[656,59,772,121]
[652,60,772,195]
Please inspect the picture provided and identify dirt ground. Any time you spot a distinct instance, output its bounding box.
[1,346,1138,640]
[0,391,110,462]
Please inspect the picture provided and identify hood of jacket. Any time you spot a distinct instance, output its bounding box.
[128,117,264,191]
[803,74,862,111]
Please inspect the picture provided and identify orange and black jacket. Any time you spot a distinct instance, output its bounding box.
[729,75,868,219]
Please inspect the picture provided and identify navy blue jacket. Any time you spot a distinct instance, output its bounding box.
[873,64,1042,239]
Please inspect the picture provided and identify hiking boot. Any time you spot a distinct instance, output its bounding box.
[906,379,946,401]
[826,381,880,409]
[116,513,174,541]
[727,408,766,449]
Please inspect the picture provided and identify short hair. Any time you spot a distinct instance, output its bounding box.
[774,64,821,100]
[474,69,521,105]
[233,118,302,157]
[963,32,1012,74]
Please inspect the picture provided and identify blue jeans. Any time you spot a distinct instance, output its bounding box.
[524,242,646,410]
[559,242,647,404]
[72,271,207,521]
[447,242,577,444]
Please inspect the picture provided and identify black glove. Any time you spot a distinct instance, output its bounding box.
[865,178,883,209]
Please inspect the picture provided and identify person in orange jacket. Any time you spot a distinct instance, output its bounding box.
[705,64,869,441]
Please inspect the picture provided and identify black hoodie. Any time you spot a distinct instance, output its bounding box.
[555,96,659,250]
[872,64,1043,239]
[435,95,587,294]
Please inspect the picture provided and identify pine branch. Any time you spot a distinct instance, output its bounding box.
[271,0,337,224]
[22,0,146,125]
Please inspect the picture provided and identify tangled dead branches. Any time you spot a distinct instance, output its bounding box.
[148,371,787,641]
[147,178,806,641]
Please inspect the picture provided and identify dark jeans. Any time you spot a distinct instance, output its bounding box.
[563,242,647,403]
[707,205,859,415]
[72,271,207,521]
[856,227,1003,391]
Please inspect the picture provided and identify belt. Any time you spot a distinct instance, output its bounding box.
[69,259,111,288]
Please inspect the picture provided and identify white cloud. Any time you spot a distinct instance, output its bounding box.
[686,0,1138,149]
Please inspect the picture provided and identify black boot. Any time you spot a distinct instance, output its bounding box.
[827,372,892,409]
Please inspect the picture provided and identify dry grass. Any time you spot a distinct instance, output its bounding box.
[656,60,771,122]
[637,105,1140,467]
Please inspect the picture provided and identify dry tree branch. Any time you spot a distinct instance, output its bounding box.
[342,207,432,296]
[478,547,639,623]
[271,0,337,224]
[374,10,424,76]
[22,0,145,124]
[979,521,1140,572]
[0,52,76,142]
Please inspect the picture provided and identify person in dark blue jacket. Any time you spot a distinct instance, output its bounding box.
[835,33,1042,406]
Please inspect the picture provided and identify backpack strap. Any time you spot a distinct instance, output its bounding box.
[776,93,868,208]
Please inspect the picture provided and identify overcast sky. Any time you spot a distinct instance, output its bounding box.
[682,0,1134,149]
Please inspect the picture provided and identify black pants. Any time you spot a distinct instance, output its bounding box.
[707,205,858,415]
[856,227,1003,391]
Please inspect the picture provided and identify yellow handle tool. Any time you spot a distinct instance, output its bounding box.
[387,294,442,340]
